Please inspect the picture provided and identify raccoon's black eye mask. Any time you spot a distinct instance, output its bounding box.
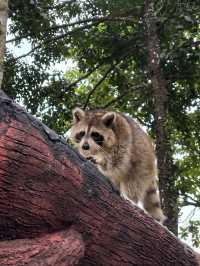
[75,131,85,142]
[91,131,104,146]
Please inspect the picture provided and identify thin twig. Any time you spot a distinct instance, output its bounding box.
[50,16,134,31]
[6,16,134,44]
[6,17,101,44]
[64,63,104,91]
[12,21,103,61]
[102,84,144,109]
[83,65,115,110]
[183,195,200,207]
[83,44,143,109]
[183,201,200,207]
[6,35,26,44]
[64,43,139,96]
[44,0,77,10]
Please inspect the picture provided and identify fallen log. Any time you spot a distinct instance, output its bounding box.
[0,90,199,265]
[0,229,84,266]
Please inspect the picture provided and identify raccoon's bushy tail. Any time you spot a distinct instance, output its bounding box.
[143,181,166,223]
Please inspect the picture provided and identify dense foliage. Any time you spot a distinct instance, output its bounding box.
[3,0,200,247]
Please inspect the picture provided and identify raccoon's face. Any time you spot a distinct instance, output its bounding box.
[69,108,117,167]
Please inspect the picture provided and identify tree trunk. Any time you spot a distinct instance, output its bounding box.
[144,0,178,234]
[0,89,199,266]
[0,0,8,89]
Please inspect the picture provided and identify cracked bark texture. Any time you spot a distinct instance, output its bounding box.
[0,229,84,266]
[144,0,178,234]
[0,90,199,266]
[0,0,8,89]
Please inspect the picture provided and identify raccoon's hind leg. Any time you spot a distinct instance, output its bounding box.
[120,181,139,205]
[143,180,166,223]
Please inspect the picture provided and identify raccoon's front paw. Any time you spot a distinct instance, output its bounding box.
[86,157,97,164]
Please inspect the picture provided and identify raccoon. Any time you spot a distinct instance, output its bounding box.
[69,107,166,223]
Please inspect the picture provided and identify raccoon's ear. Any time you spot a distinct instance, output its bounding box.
[72,108,85,123]
[102,112,116,127]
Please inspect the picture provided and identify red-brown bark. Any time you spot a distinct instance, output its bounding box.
[0,229,84,266]
[0,89,199,265]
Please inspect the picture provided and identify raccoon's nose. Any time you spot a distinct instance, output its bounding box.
[82,143,90,150]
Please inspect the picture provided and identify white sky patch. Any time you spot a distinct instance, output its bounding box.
[179,205,200,252]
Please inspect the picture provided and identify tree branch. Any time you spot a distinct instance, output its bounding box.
[6,16,134,45]
[182,195,200,208]
[102,84,144,108]
[6,18,101,44]
[62,50,136,99]
[101,83,149,127]
[83,42,142,109]
[64,63,104,92]
[43,0,77,10]
[50,16,135,32]
[183,201,200,207]
[83,65,116,109]
[12,21,101,61]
